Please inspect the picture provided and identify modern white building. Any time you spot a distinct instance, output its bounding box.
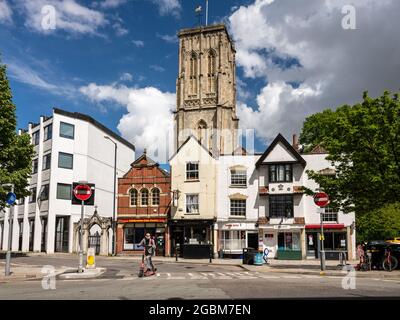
[215,150,261,257]
[0,108,135,254]
[256,134,356,260]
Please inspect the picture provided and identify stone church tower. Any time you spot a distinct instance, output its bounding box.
[174,24,239,155]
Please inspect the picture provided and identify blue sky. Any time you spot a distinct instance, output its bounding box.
[1,0,399,164]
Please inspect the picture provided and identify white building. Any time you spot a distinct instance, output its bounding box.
[256,134,356,260]
[0,108,135,254]
[216,149,260,257]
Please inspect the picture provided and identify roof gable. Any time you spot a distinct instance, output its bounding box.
[169,135,216,162]
[256,133,306,167]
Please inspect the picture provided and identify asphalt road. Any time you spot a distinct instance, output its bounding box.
[1,254,400,299]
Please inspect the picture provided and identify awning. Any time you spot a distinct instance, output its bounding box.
[305,224,345,229]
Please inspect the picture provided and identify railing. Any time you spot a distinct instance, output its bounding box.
[219,239,246,251]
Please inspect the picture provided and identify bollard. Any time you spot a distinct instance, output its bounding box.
[209,245,212,263]
[175,244,179,262]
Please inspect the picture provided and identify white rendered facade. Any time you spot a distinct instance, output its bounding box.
[215,154,261,256]
[0,108,135,254]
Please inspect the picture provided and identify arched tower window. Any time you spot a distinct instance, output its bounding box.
[197,120,208,145]
[189,52,198,94]
[129,189,138,206]
[207,50,217,93]
[140,189,149,206]
[151,188,160,206]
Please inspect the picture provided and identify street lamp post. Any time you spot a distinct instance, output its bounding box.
[104,136,117,256]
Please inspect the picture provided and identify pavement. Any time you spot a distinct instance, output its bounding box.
[1,252,399,282]
[0,253,399,299]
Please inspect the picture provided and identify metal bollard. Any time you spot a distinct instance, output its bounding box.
[209,245,212,263]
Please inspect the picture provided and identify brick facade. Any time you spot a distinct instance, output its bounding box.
[116,151,171,256]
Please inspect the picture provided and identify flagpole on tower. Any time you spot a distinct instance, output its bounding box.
[206,0,209,26]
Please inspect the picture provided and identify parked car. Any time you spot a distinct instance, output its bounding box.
[385,237,400,244]
[366,241,400,270]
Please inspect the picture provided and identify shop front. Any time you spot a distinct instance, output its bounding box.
[169,219,214,258]
[117,218,168,256]
[261,225,304,260]
[217,222,258,258]
[305,224,349,260]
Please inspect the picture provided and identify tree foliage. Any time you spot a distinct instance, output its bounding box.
[0,59,34,209]
[357,203,400,242]
[300,91,400,217]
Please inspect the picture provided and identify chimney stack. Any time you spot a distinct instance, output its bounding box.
[292,134,299,151]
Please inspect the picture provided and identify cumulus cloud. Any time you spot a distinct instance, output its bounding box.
[151,0,181,18]
[119,72,133,82]
[150,65,165,72]
[229,0,400,144]
[132,39,144,47]
[80,83,175,162]
[157,33,178,44]
[97,0,127,9]
[0,0,12,23]
[15,0,107,35]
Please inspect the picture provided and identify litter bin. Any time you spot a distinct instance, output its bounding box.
[254,251,264,265]
[242,248,256,265]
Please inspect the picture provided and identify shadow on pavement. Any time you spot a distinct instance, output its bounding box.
[0,252,29,260]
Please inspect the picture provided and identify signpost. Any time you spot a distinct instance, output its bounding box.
[314,192,330,273]
[73,183,93,273]
[3,184,16,276]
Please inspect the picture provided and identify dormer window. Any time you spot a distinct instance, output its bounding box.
[269,164,292,183]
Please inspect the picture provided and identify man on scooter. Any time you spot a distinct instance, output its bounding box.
[139,232,157,274]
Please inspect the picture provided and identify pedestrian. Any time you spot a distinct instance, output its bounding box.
[139,232,157,274]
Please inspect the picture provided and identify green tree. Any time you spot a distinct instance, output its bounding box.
[299,90,400,217]
[357,203,400,242]
[0,58,34,209]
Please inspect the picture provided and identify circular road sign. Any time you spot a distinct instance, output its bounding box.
[6,192,17,205]
[314,192,330,207]
[73,184,93,202]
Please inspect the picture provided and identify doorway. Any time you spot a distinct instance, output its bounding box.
[247,232,258,250]
[171,227,184,256]
[306,232,318,258]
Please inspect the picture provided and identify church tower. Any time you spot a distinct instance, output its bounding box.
[174,24,239,155]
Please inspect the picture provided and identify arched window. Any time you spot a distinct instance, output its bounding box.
[140,189,149,206]
[207,50,217,93]
[129,189,138,206]
[151,188,160,206]
[189,52,198,94]
[197,120,208,145]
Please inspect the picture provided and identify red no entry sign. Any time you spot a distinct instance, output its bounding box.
[314,192,330,207]
[73,184,93,202]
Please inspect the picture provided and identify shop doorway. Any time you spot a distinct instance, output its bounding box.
[306,233,318,258]
[247,232,258,250]
[171,228,184,256]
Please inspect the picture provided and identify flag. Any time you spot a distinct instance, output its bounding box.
[195,5,202,13]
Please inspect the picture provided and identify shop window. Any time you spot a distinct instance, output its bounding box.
[278,232,300,251]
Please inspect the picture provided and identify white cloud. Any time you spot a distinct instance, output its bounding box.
[120,72,133,81]
[150,65,165,72]
[151,0,181,18]
[132,40,144,47]
[113,22,128,36]
[80,83,175,162]
[15,0,107,35]
[0,0,12,23]
[97,0,127,9]
[6,59,77,97]
[156,33,178,44]
[229,0,400,144]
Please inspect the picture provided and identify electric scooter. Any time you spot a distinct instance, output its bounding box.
[138,251,157,278]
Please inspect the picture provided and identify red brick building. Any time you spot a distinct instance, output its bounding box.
[116,151,171,255]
